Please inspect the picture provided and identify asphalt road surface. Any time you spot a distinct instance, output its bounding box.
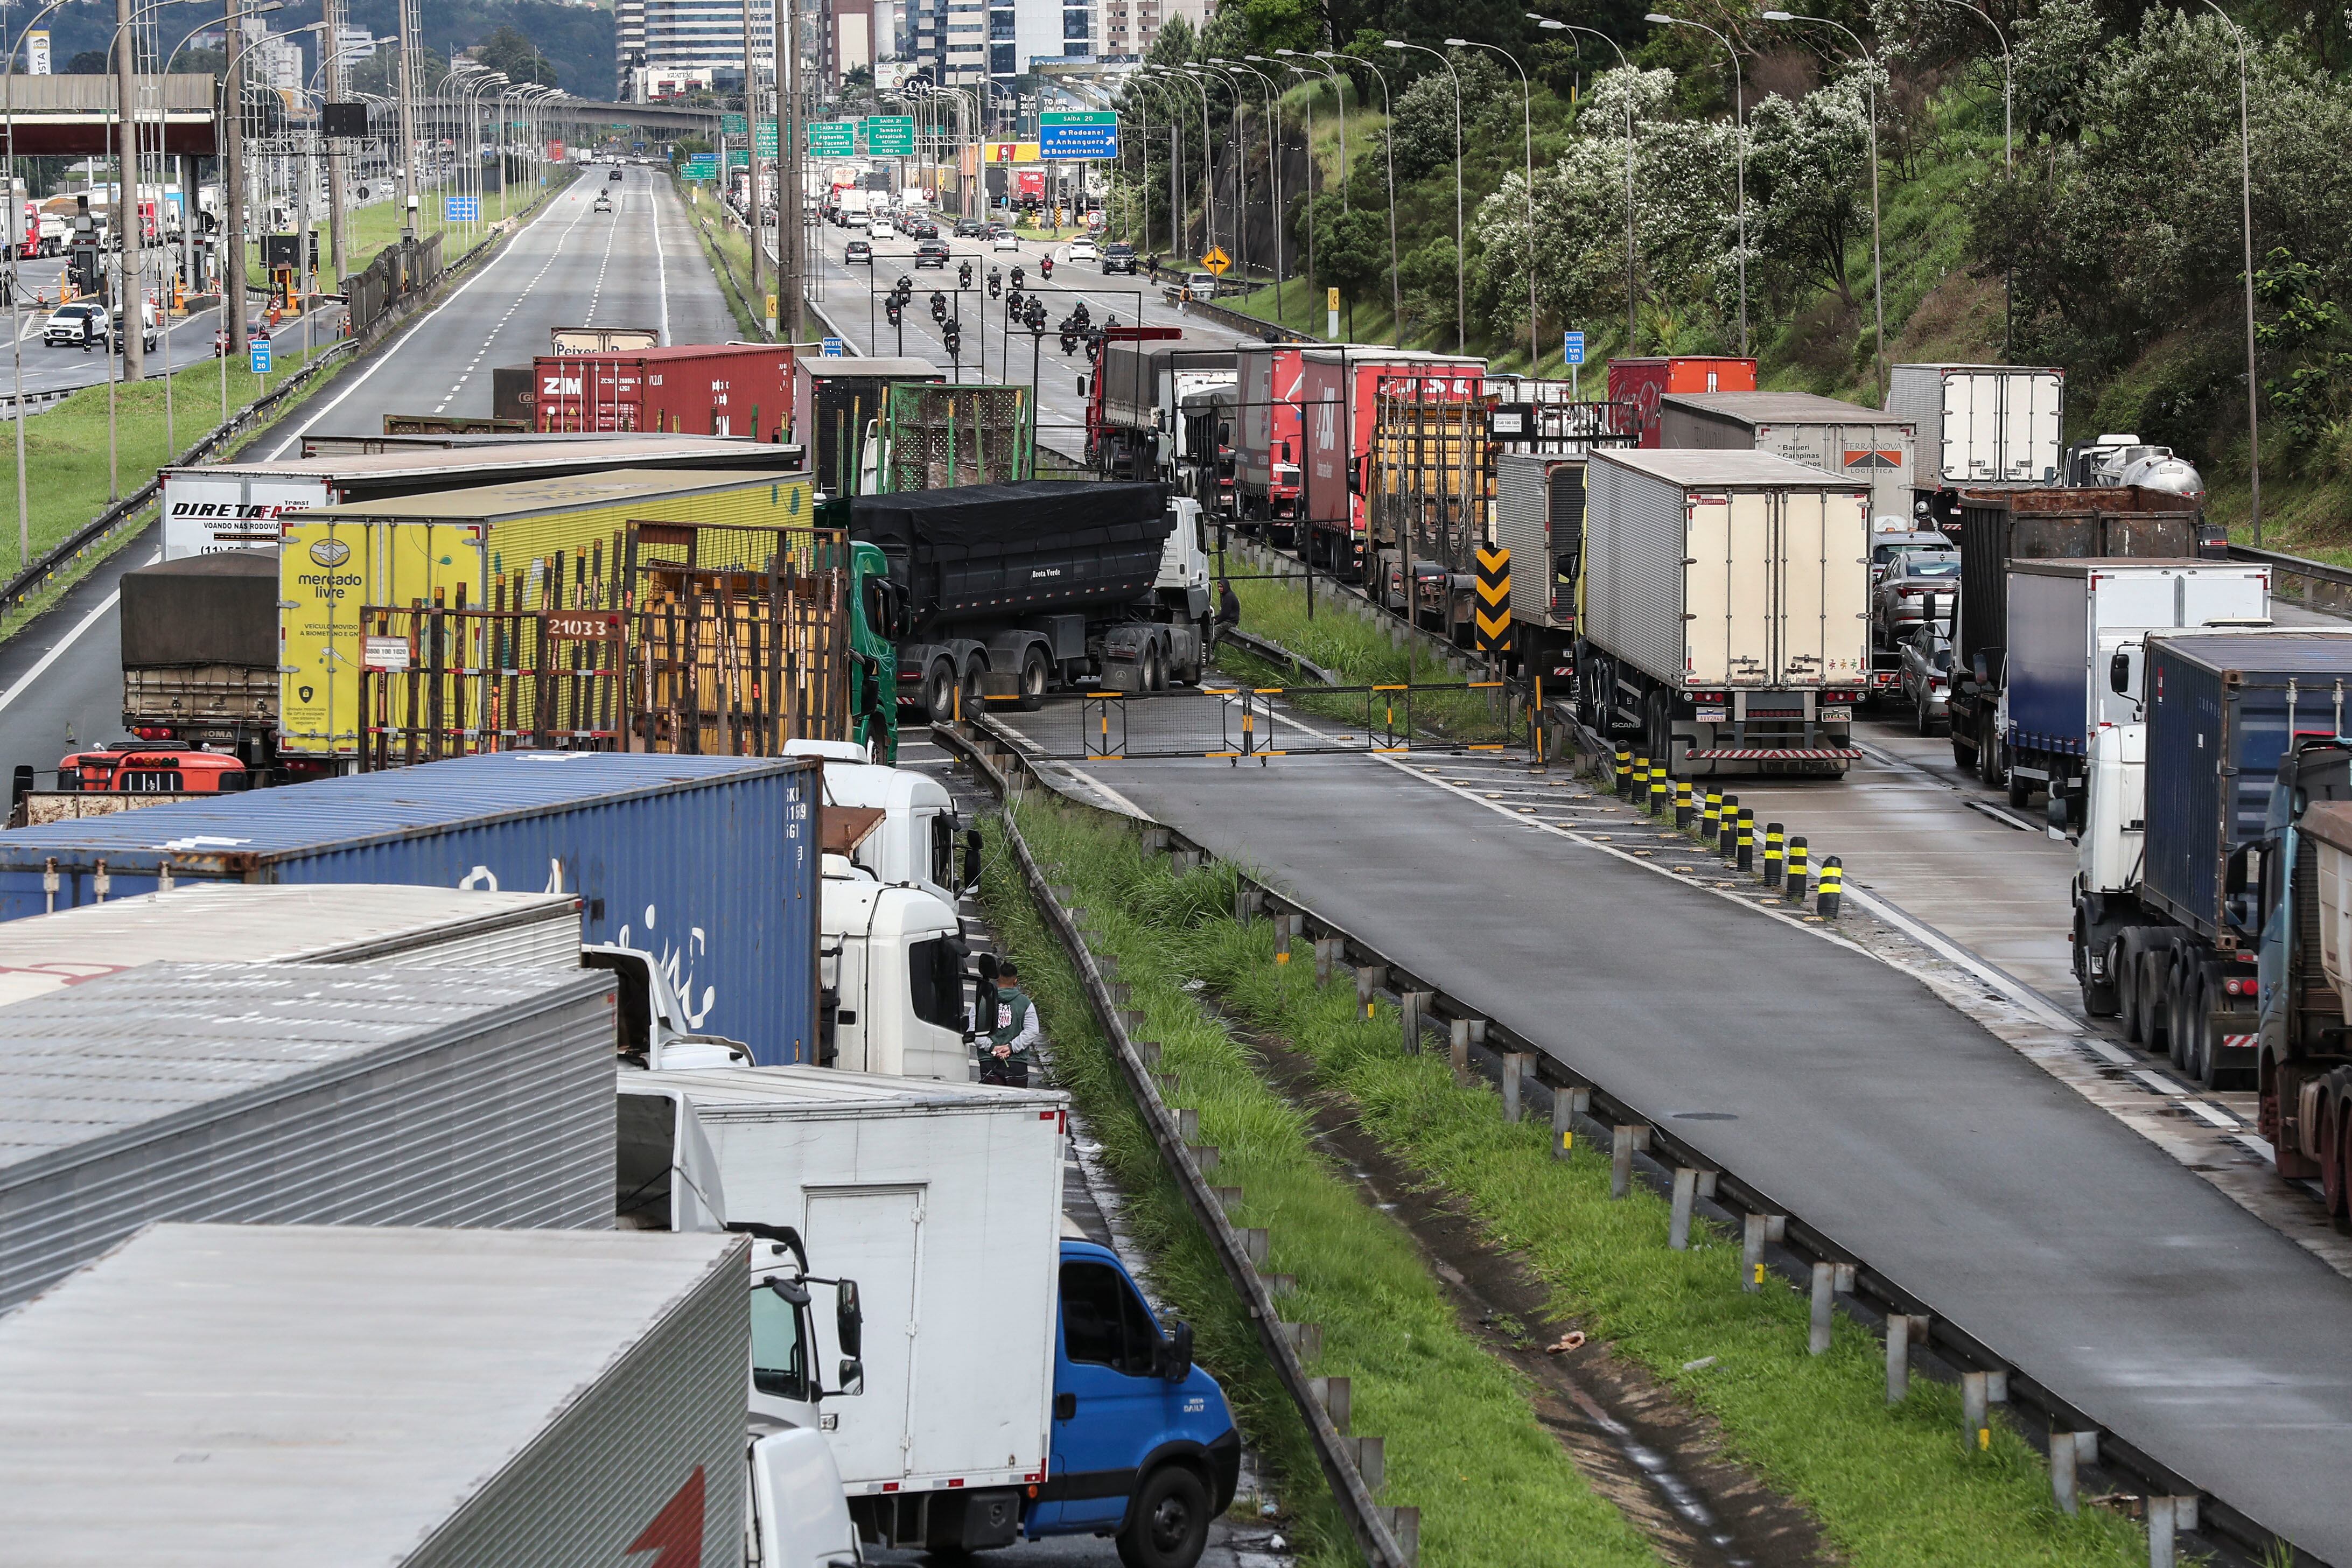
[0,165,731,786]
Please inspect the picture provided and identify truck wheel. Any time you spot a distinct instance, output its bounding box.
[2325,1097,2349,1217]
[1115,1464,1210,1568]
[924,661,957,725]
[1017,645,1049,711]
[1141,643,1164,692]
[1950,730,1975,771]
[2006,767,2032,810]
[1978,719,2004,788]
[2136,950,2169,1055]
[2117,938,2144,1043]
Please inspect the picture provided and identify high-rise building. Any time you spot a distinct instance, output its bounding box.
[635,0,775,93]
[615,0,647,94]
[241,18,305,92]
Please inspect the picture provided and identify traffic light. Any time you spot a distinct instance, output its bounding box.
[987,267,1001,299]
[957,260,971,289]
[929,290,947,324]
[1039,255,1053,279]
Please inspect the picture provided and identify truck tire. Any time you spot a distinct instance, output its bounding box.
[2006,766,2032,810]
[1643,690,1672,777]
[2117,935,2144,1043]
[1950,729,1975,770]
[1978,717,2004,789]
[924,660,957,725]
[2135,949,2169,1055]
[1017,645,1049,711]
[2324,1096,2349,1217]
[1115,1464,1211,1568]
[1141,642,1164,693]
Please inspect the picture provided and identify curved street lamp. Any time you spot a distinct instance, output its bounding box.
[1446,38,1537,367]
[1384,40,1464,351]
[1214,57,1284,319]
[1528,14,1637,353]
[2199,0,2261,543]
[1645,12,1746,356]
[1762,10,1881,396]
[1330,54,1401,345]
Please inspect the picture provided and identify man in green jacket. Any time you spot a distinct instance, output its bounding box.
[981,960,1039,1087]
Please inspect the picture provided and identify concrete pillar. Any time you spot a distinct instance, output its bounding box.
[1551,1087,1575,1159]
[1355,964,1380,1019]
[1886,1314,1910,1403]
[1668,1167,1697,1249]
[1961,1371,1989,1451]
[1502,1053,1529,1123]
[1610,1125,1636,1199]
[1401,990,1432,1054]
[1809,1262,1833,1354]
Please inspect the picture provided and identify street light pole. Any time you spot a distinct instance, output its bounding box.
[1447,38,1537,367]
[1530,15,1637,353]
[1765,10,1881,396]
[1385,40,1464,352]
[1196,64,1249,286]
[1282,50,1346,212]
[1646,12,1745,355]
[1333,55,1401,345]
[1937,0,2010,354]
[2201,0,2261,544]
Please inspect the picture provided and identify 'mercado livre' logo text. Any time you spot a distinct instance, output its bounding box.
[308,537,351,568]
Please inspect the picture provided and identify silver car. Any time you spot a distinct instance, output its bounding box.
[1898,622,1954,734]
[1871,551,1959,645]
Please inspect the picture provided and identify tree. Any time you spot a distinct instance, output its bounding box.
[1304,186,1389,301]
[1745,70,1873,311]
[475,24,557,88]
[66,49,109,75]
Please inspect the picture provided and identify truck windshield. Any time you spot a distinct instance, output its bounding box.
[751,1286,812,1401]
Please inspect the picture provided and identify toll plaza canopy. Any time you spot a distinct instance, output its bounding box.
[0,75,218,157]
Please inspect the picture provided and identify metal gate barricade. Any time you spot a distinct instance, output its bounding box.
[1023,680,1525,762]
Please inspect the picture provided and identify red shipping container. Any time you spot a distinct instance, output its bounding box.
[1605,355,1758,447]
[532,344,797,441]
[1016,169,1046,198]
[1299,349,1484,552]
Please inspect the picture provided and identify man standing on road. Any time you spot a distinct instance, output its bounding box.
[981,960,1040,1087]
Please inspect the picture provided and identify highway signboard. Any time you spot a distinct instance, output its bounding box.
[1039,111,1117,158]
[721,112,747,135]
[755,121,778,155]
[681,155,717,180]
[864,115,914,156]
[810,121,856,156]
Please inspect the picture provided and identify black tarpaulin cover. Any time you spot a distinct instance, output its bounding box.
[848,480,1170,559]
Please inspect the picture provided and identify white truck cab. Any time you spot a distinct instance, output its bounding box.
[587,942,752,1071]
[820,760,965,904]
[821,856,971,1079]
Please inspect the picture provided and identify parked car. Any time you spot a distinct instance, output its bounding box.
[42,300,105,348]
[1871,529,1953,586]
[845,238,873,264]
[1102,241,1138,275]
[1898,621,1954,735]
[913,238,950,269]
[954,216,984,239]
[1871,551,1961,646]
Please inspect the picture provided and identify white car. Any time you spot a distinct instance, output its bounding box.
[1066,239,1098,263]
[41,301,105,347]
[870,218,897,240]
[992,232,1021,252]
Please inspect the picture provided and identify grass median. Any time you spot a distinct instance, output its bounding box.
[984,796,1670,1568]
[991,788,2155,1568]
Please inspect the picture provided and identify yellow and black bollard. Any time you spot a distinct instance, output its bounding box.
[1785,836,1810,905]
[1762,822,1784,888]
[1702,787,1721,842]
[1737,807,1755,872]
[1649,764,1669,818]
[1718,793,1739,861]
[1632,755,1649,809]
[1674,780,1693,830]
[1817,855,1844,919]
[1614,747,1632,796]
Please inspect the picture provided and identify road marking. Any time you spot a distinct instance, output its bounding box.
[0,584,123,717]
[2181,1098,2242,1129]
[2133,1068,2188,1096]
[651,175,670,345]
[268,195,595,458]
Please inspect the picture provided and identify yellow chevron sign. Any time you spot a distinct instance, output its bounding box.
[1475,546,1511,652]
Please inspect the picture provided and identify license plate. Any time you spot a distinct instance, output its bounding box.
[1820,706,1853,722]
[1695,706,1726,723]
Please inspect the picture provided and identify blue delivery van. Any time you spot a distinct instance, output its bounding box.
[0,752,821,1064]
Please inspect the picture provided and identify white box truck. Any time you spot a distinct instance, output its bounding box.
[1657,390,1918,526]
[0,1222,859,1567]
[1885,363,2065,520]
[1577,448,1872,778]
[2003,558,2271,822]
[642,1065,1242,1564]
[0,960,617,1311]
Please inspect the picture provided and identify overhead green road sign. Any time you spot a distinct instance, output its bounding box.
[755,121,778,155]
[1039,111,1117,158]
[721,111,747,135]
[727,148,750,167]
[863,114,914,156]
[682,154,717,180]
[809,120,856,156]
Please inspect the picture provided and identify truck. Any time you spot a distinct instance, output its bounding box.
[643,1065,1241,1565]
[1605,355,1758,447]
[2069,631,2352,1098]
[2060,432,2209,508]
[794,355,944,497]
[1943,486,2204,788]
[2245,751,2352,1207]
[1574,448,1871,777]
[276,468,813,759]
[1089,331,1236,485]
[1884,362,2066,527]
[819,852,971,1077]
[533,342,796,440]
[0,1223,860,1568]
[809,750,970,904]
[159,435,781,558]
[1300,348,1485,579]
[2001,559,2270,824]
[0,751,824,1066]
[859,381,1037,493]
[848,480,1212,720]
[0,957,617,1311]
[1657,390,1919,527]
[1234,341,1306,541]
[1494,451,1591,683]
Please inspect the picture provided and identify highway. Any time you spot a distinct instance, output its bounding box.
[0,165,729,788]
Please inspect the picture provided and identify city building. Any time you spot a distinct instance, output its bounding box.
[615,0,647,92]
[634,0,775,94]
[241,18,305,93]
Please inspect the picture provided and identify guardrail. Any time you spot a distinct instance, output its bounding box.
[964,703,2283,1568]
[941,719,1420,1568]
[2229,542,2352,621]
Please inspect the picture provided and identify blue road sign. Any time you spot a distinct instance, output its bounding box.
[1039,111,1118,159]
[1563,330,1585,367]
[249,337,272,374]
[445,195,479,221]
[822,337,845,357]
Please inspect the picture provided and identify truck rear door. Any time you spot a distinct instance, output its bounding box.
[1944,372,2001,485]
[2005,372,2064,482]
[1774,486,1869,686]
[1683,489,1773,687]
[803,1185,926,1480]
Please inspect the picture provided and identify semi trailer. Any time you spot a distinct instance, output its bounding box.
[1605,355,1757,447]
[846,480,1211,720]
[1657,390,1918,525]
[1574,448,1872,776]
[1089,332,1236,485]
[794,355,943,496]
[1234,341,1305,539]
[1299,348,1483,579]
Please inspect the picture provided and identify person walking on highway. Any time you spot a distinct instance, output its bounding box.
[981,960,1040,1087]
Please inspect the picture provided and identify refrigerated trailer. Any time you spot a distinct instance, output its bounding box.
[1606,355,1758,447]
[1885,363,2065,523]
[1657,390,1917,525]
[1494,452,1588,682]
[1575,448,1871,776]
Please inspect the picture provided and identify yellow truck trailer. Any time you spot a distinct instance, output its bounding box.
[279,467,814,757]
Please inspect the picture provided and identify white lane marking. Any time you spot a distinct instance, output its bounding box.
[0,586,123,716]
[2181,1099,2243,1129]
[267,192,595,458]
[651,175,670,345]
[2133,1069,2189,1096]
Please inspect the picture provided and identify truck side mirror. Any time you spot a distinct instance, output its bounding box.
[836,1278,863,1357]
[1076,375,1088,397]
[2110,649,2132,695]
[835,1357,865,1396]
[1971,652,1993,687]
[1159,1320,1194,1383]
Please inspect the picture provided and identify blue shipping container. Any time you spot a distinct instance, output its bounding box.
[0,753,820,1064]
[2144,632,2352,940]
